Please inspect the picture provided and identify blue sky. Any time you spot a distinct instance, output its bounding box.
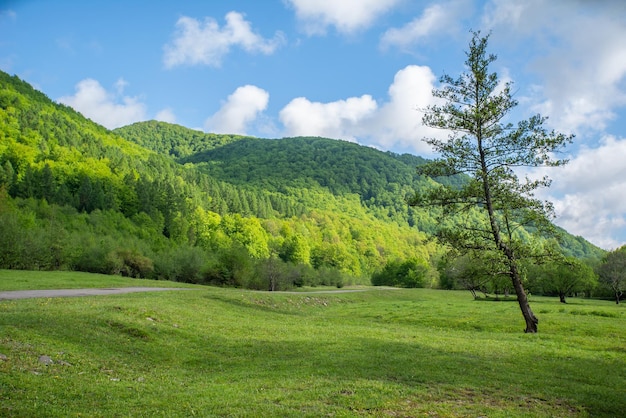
[1,0,626,250]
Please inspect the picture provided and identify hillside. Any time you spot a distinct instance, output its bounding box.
[117,121,604,261]
[0,71,605,291]
[114,120,252,159]
[0,71,435,287]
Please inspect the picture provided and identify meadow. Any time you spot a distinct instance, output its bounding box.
[0,270,624,417]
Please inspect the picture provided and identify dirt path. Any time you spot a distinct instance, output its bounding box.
[0,286,399,300]
[0,287,192,300]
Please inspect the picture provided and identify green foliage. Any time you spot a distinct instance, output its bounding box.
[527,257,598,303]
[436,251,518,299]
[113,120,251,158]
[597,246,626,304]
[371,258,429,288]
[153,245,209,284]
[179,135,447,228]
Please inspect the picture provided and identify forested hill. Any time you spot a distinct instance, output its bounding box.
[0,71,605,289]
[182,136,428,195]
[114,121,459,196]
[113,121,253,159]
[114,122,465,225]
[116,121,603,260]
[0,70,441,285]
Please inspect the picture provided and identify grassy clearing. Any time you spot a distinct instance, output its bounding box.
[0,271,625,417]
[0,269,198,291]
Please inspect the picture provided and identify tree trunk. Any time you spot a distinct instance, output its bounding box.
[508,259,538,333]
[481,168,539,332]
[559,293,567,304]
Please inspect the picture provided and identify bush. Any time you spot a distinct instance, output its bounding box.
[114,249,154,278]
[73,236,122,274]
[154,245,207,283]
[203,245,255,287]
[372,258,428,288]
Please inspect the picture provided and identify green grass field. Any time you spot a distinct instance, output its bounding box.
[1,270,624,417]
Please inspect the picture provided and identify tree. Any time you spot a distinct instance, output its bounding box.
[410,32,573,332]
[535,257,597,303]
[371,258,428,288]
[597,247,626,304]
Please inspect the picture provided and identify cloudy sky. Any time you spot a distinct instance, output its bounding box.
[1,0,625,250]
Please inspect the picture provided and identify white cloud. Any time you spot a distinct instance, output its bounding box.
[483,0,626,136]
[380,1,469,50]
[361,65,446,154]
[286,0,401,35]
[278,65,446,155]
[155,108,177,124]
[205,85,269,135]
[114,78,129,95]
[279,95,377,140]
[531,135,626,250]
[58,78,146,129]
[163,12,285,68]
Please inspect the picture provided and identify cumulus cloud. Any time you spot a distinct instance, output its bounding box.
[362,65,447,154]
[483,0,626,136]
[529,135,626,250]
[380,1,470,50]
[205,85,269,135]
[286,0,401,35]
[58,78,146,129]
[279,95,377,140]
[279,65,446,155]
[155,108,177,124]
[163,11,285,68]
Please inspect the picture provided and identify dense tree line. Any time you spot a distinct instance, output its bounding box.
[436,247,623,303]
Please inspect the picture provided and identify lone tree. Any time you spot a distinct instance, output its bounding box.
[597,246,626,304]
[538,257,597,304]
[411,32,573,333]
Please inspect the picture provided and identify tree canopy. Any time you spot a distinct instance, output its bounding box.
[597,246,626,304]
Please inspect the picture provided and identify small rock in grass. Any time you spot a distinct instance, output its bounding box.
[38,355,53,365]
[0,353,7,361]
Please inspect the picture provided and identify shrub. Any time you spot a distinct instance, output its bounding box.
[115,249,154,278]
[372,258,428,288]
[154,245,207,283]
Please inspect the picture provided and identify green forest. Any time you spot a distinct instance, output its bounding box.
[0,70,615,298]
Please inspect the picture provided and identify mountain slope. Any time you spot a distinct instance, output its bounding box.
[117,121,604,261]
[0,71,435,284]
[113,120,253,159]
